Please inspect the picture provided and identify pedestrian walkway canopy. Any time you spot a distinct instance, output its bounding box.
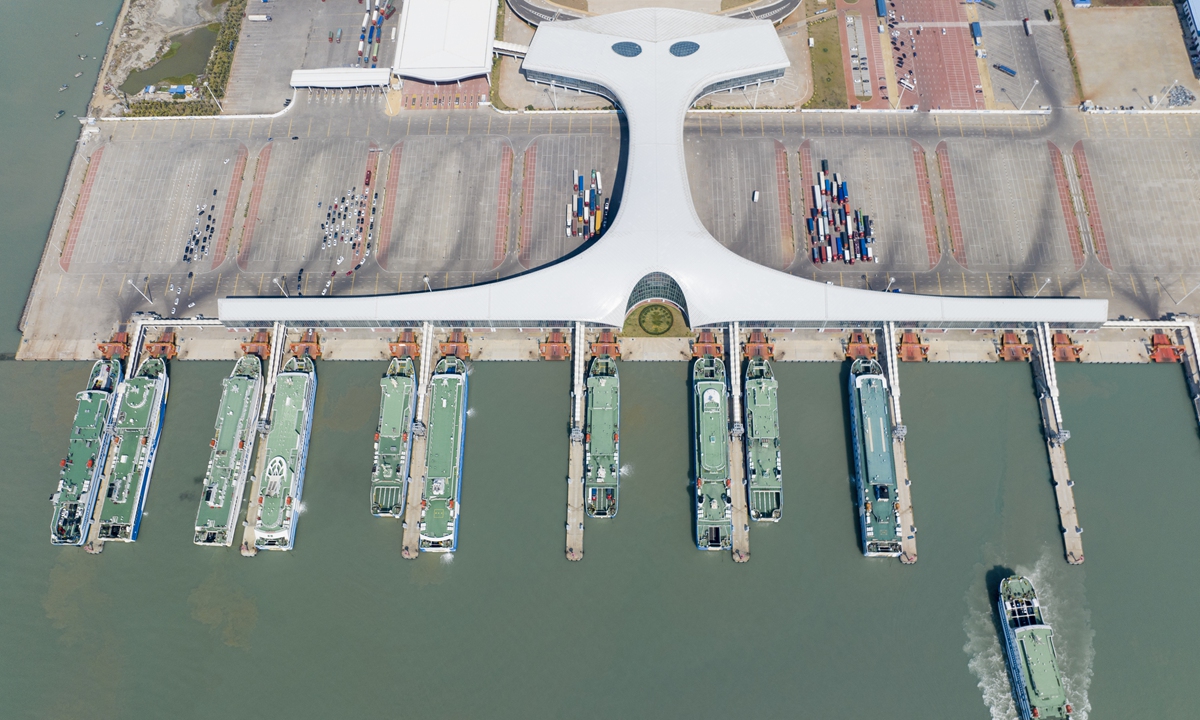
[221,8,1107,328]
[392,0,499,82]
[290,68,391,89]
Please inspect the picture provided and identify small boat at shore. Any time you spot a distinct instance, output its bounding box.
[693,355,732,551]
[195,355,263,546]
[371,356,416,517]
[54,110,65,119]
[848,357,901,557]
[999,576,1074,719]
[744,357,782,521]
[50,359,121,545]
[94,356,169,543]
[419,356,468,552]
[584,355,619,518]
[252,355,316,552]
[59,84,69,92]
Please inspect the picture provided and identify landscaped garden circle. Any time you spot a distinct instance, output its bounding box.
[637,304,674,335]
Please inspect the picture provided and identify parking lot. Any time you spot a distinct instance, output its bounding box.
[804,137,932,272]
[382,136,510,274]
[1084,138,1200,272]
[944,138,1077,272]
[63,138,244,275]
[524,134,621,269]
[223,1,400,114]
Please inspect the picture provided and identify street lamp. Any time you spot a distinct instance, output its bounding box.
[1032,277,1052,297]
[273,277,289,297]
[884,276,896,292]
[127,278,152,303]
[1019,80,1040,111]
[423,274,432,292]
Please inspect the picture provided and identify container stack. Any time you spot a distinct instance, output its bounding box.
[565,168,604,240]
[358,0,394,68]
[805,158,877,265]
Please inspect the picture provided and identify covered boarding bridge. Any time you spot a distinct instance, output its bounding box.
[228,9,1107,331]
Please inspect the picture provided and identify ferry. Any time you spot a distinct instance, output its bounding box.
[50,359,121,545]
[194,355,264,546]
[584,354,620,518]
[371,356,416,517]
[253,356,316,551]
[848,357,902,557]
[998,576,1074,719]
[95,356,169,542]
[419,356,468,552]
[693,356,732,551]
[744,357,782,521]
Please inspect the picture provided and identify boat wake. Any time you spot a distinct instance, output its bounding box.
[466,408,476,418]
[963,548,1093,720]
[440,552,454,565]
[619,464,632,477]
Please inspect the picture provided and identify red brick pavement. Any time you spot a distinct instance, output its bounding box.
[60,145,105,272]
[1072,141,1111,270]
[911,141,940,268]
[935,141,968,267]
[1048,142,1085,271]
[774,141,794,266]
[210,144,247,269]
[401,77,489,110]
[354,147,381,268]
[376,143,402,271]
[237,143,272,270]
[518,144,537,268]
[493,145,514,269]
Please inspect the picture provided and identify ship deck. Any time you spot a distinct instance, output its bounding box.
[256,367,312,534]
[422,368,465,542]
[195,365,260,536]
[372,368,414,513]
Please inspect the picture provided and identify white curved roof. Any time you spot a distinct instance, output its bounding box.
[221,8,1107,326]
[393,0,498,82]
[290,68,391,88]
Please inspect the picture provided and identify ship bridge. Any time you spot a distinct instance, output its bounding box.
[219,8,1106,329]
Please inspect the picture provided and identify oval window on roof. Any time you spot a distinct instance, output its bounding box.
[611,41,643,57]
[669,41,699,57]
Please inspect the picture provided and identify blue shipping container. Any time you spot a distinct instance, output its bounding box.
[876,0,886,17]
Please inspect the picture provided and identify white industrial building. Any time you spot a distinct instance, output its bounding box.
[392,0,499,82]
[228,9,1107,329]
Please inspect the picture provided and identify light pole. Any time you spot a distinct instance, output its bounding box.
[1032,277,1052,297]
[128,278,152,303]
[204,81,223,113]
[1019,80,1040,111]
[423,274,432,292]
[1152,80,1178,110]
[273,277,289,297]
[884,276,896,292]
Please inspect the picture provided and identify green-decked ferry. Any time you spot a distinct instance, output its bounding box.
[693,356,732,551]
[51,359,122,545]
[371,356,416,517]
[194,355,264,546]
[252,356,316,552]
[584,355,620,518]
[95,356,169,543]
[848,357,902,557]
[744,357,782,521]
[999,576,1074,719]
[419,356,468,552]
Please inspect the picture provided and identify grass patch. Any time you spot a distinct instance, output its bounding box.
[804,0,837,19]
[721,0,755,10]
[803,17,849,109]
[160,41,181,61]
[489,56,514,111]
[495,0,505,42]
[159,74,198,86]
[553,0,588,11]
[621,303,692,338]
[206,22,221,32]
[1090,0,1170,5]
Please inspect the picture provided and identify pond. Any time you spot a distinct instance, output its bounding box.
[120,25,217,94]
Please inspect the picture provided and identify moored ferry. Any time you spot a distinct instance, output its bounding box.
[584,354,620,518]
[194,355,264,546]
[95,356,169,543]
[252,355,316,552]
[848,358,902,557]
[371,356,416,517]
[419,356,468,552]
[693,356,732,551]
[744,357,782,521]
[998,576,1074,719]
[51,359,122,545]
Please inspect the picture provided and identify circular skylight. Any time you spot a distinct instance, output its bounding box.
[669,41,700,57]
[611,41,643,57]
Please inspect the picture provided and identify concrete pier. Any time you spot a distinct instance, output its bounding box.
[566,322,586,561]
[1032,324,1084,565]
[401,323,434,559]
[882,323,918,564]
[727,322,750,562]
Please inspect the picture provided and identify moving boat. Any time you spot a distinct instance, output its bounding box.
[194,355,264,546]
[371,356,416,517]
[998,576,1074,719]
[744,357,782,521]
[584,355,620,518]
[693,356,732,551]
[419,356,468,552]
[95,356,169,542]
[848,357,902,557]
[252,356,316,551]
[50,359,121,545]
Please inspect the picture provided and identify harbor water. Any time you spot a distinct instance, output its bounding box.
[2,2,1199,716]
